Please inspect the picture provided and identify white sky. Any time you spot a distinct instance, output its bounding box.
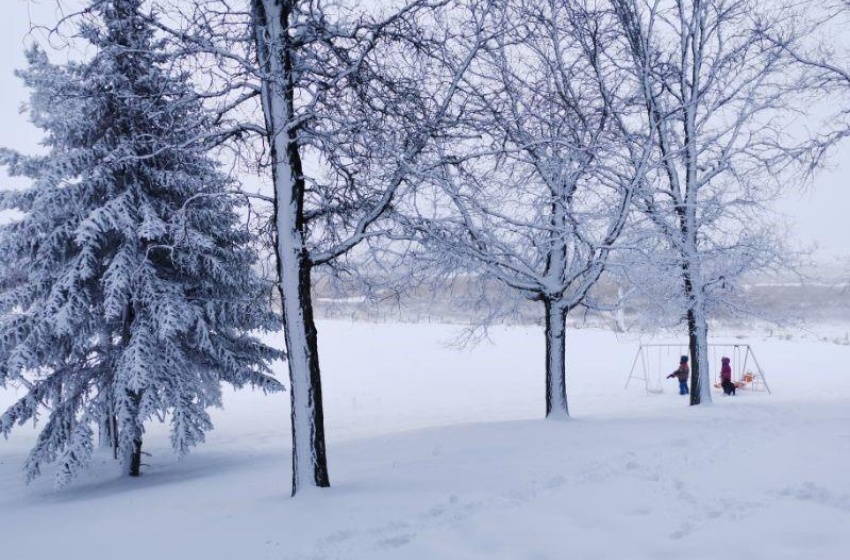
[2,0,848,264]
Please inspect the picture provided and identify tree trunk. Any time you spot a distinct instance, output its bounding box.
[616,285,627,332]
[544,299,569,419]
[98,413,118,459]
[98,403,118,459]
[683,267,712,406]
[98,414,112,449]
[110,415,118,460]
[126,433,143,477]
[687,305,712,406]
[279,256,330,493]
[252,0,330,495]
[124,390,144,477]
[97,330,118,456]
[680,9,712,406]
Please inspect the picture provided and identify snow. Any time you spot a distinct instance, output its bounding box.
[1,320,849,559]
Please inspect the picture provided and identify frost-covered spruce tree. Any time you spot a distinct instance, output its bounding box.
[0,0,282,486]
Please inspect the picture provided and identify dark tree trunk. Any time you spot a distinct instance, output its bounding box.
[125,390,144,477]
[677,206,710,406]
[127,434,143,477]
[98,413,120,460]
[686,307,701,405]
[111,415,119,460]
[251,0,330,495]
[543,299,570,419]
[279,259,330,493]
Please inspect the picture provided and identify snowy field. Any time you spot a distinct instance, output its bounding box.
[1,320,849,560]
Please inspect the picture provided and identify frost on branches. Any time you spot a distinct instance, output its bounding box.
[0,0,282,487]
[245,0,493,494]
[402,1,649,419]
[611,0,813,404]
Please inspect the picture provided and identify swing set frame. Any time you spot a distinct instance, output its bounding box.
[624,343,771,394]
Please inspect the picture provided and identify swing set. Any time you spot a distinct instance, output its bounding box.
[624,343,771,395]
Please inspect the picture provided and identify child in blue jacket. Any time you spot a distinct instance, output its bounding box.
[667,355,690,395]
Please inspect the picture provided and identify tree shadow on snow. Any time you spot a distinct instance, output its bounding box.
[28,448,288,504]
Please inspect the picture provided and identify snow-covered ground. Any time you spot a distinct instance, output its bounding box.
[1,320,849,560]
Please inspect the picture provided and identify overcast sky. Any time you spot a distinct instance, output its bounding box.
[2,0,848,265]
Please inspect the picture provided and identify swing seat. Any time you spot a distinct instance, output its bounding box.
[734,372,755,389]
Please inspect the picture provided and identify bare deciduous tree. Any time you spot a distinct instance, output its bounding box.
[401,0,651,419]
[243,0,497,494]
[611,0,813,404]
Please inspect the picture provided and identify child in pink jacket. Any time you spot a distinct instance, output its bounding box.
[720,356,736,396]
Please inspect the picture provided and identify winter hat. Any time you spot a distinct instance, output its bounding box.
[680,355,688,363]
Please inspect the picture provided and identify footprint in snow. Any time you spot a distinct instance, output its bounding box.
[375,533,416,549]
[779,482,850,513]
[323,529,355,544]
[669,521,695,541]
